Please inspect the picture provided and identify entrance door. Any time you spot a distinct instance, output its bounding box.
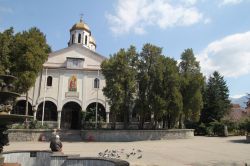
[61,102,82,129]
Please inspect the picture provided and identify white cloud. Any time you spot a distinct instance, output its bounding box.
[197,31,250,78]
[204,18,211,24]
[0,6,13,13]
[230,94,245,98]
[106,0,204,35]
[218,0,244,6]
[181,0,197,6]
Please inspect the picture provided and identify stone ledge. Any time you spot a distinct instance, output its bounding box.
[8,129,54,142]
[81,129,194,142]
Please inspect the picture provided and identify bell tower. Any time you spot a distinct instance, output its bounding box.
[68,16,96,51]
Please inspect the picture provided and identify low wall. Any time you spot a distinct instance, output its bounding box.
[2,150,51,166]
[8,129,53,142]
[84,122,151,129]
[246,135,250,143]
[63,157,129,166]
[81,129,194,142]
[2,151,129,166]
[8,129,194,142]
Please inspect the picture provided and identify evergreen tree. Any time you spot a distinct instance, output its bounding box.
[101,46,137,129]
[201,71,231,123]
[179,48,204,127]
[161,57,183,129]
[135,43,163,129]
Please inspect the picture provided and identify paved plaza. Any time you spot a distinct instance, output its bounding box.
[5,136,250,166]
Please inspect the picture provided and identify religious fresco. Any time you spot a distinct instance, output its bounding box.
[69,75,77,92]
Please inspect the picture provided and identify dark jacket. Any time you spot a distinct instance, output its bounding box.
[50,139,62,152]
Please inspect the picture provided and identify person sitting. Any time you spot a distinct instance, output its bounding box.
[50,135,62,152]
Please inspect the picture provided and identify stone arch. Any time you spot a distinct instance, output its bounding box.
[12,100,33,116]
[61,98,82,110]
[36,101,58,121]
[85,99,106,111]
[85,102,106,123]
[16,96,33,105]
[36,97,57,111]
[61,101,82,129]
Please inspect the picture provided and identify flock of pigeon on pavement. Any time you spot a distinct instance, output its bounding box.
[98,148,143,160]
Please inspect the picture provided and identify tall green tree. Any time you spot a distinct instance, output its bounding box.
[10,27,51,116]
[101,46,137,129]
[135,43,163,129]
[201,71,231,123]
[161,57,183,129]
[0,28,14,74]
[179,48,204,127]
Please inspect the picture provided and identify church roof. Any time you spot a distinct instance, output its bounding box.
[43,44,106,69]
[70,18,90,32]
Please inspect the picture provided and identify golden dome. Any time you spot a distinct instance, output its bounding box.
[89,36,96,46]
[70,18,90,32]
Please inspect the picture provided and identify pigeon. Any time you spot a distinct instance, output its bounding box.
[137,154,142,159]
[130,152,136,156]
[137,149,142,153]
[98,152,103,157]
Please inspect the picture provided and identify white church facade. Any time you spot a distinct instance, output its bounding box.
[13,18,110,129]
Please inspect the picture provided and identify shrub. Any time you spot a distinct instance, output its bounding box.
[184,120,198,129]
[209,121,226,136]
[11,120,49,129]
[195,123,209,135]
[245,119,250,135]
[222,119,237,133]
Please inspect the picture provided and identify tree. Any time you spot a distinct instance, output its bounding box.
[0,27,51,118]
[161,57,183,129]
[179,48,204,127]
[135,43,163,129]
[0,28,14,74]
[201,71,231,124]
[101,46,137,129]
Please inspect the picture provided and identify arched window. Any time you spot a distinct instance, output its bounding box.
[47,76,52,86]
[85,36,87,45]
[78,34,81,43]
[94,78,99,89]
[71,34,75,44]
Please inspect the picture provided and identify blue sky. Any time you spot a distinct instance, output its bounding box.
[0,0,250,98]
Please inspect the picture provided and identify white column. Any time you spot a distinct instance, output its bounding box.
[106,112,110,123]
[57,72,63,113]
[42,68,48,126]
[32,105,37,121]
[57,111,62,129]
[33,110,37,121]
[105,99,110,123]
[82,74,87,110]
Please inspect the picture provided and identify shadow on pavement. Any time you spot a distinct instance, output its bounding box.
[229,139,249,144]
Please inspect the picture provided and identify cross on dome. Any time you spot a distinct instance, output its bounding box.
[80,13,84,22]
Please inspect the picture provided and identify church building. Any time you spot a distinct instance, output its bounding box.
[13,18,110,129]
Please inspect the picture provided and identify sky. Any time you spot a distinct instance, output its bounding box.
[0,0,250,98]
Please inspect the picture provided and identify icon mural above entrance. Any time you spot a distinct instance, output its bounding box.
[69,75,77,92]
